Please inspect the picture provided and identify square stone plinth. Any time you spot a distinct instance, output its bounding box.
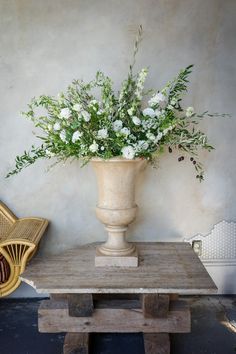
[95,247,138,267]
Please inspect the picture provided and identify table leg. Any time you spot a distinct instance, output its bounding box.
[63,333,90,354]
[143,333,170,354]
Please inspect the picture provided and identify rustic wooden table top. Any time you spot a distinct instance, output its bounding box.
[21,242,217,295]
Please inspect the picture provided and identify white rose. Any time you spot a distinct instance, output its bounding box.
[132,116,141,126]
[143,108,156,118]
[113,120,123,132]
[186,107,194,117]
[120,127,130,136]
[89,141,99,152]
[73,103,82,112]
[121,146,135,160]
[146,132,156,141]
[97,128,108,139]
[136,140,149,151]
[53,122,61,131]
[156,132,163,140]
[59,108,71,119]
[59,130,67,142]
[81,110,91,122]
[72,131,83,143]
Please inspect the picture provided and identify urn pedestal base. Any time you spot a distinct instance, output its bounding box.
[92,157,147,268]
[95,247,138,267]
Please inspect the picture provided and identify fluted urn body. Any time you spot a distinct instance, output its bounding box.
[91,157,146,267]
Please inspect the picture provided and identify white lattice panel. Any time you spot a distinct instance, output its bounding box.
[184,220,236,265]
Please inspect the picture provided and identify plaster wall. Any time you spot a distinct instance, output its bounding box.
[0,0,235,296]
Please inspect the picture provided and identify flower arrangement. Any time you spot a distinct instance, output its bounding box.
[7,26,228,180]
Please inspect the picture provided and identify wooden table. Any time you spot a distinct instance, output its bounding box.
[21,242,217,354]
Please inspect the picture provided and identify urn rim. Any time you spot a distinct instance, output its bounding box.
[90,156,147,163]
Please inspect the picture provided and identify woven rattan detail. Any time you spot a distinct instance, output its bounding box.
[0,201,48,297]
[3,219,45,243]
[0,214,13,239]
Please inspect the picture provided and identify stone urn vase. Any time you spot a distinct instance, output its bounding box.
[91,157,147,267]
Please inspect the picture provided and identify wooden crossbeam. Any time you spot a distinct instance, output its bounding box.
[38,299,190,333]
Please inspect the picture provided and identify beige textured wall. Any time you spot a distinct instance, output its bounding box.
[0,0,235,296]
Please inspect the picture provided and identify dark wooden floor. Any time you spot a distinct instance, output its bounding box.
[0,296,235,354]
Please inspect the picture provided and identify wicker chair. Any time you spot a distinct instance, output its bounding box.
[0,201,48,297]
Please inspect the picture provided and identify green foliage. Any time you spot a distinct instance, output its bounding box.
[7,26,228,181]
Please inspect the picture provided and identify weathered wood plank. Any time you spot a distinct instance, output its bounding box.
[63,333,89,354]
[21,242,217,295]
[68,294,94,317]
[142,294,170,318]
[38,299,190,333]
[144,333,170,354]
[50,294,68,301]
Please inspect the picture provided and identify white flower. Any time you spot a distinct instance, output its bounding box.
[155,110,162,118]
[53,122,61,131]
[127,108,134,116]
[113,120,123,132]
[45,149,55,157]
[89,100,99,111]
[89,141,99,153]
[146,132,156,141]
[97,128,108,139]
[132,116,141,126]
[59,108,71,119]
[136,140,149,151]
[143,108,156,118]
[72,131,83,143]
[148,92,167,108]
[59,130,67,142]
[73,103,82,112]
[163,128,169,135]
[162,126,174,136]
[100,146,105,151]
[90,99,98,105]
[81,110,91,122]
[121,146,135,160]
[142,119,153,130]
[170,98,177,106]
[120,127,130,136]
[186,106,194,117]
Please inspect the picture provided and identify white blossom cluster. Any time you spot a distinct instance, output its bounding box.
[26,68,197,163]
[9,62,217,181]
